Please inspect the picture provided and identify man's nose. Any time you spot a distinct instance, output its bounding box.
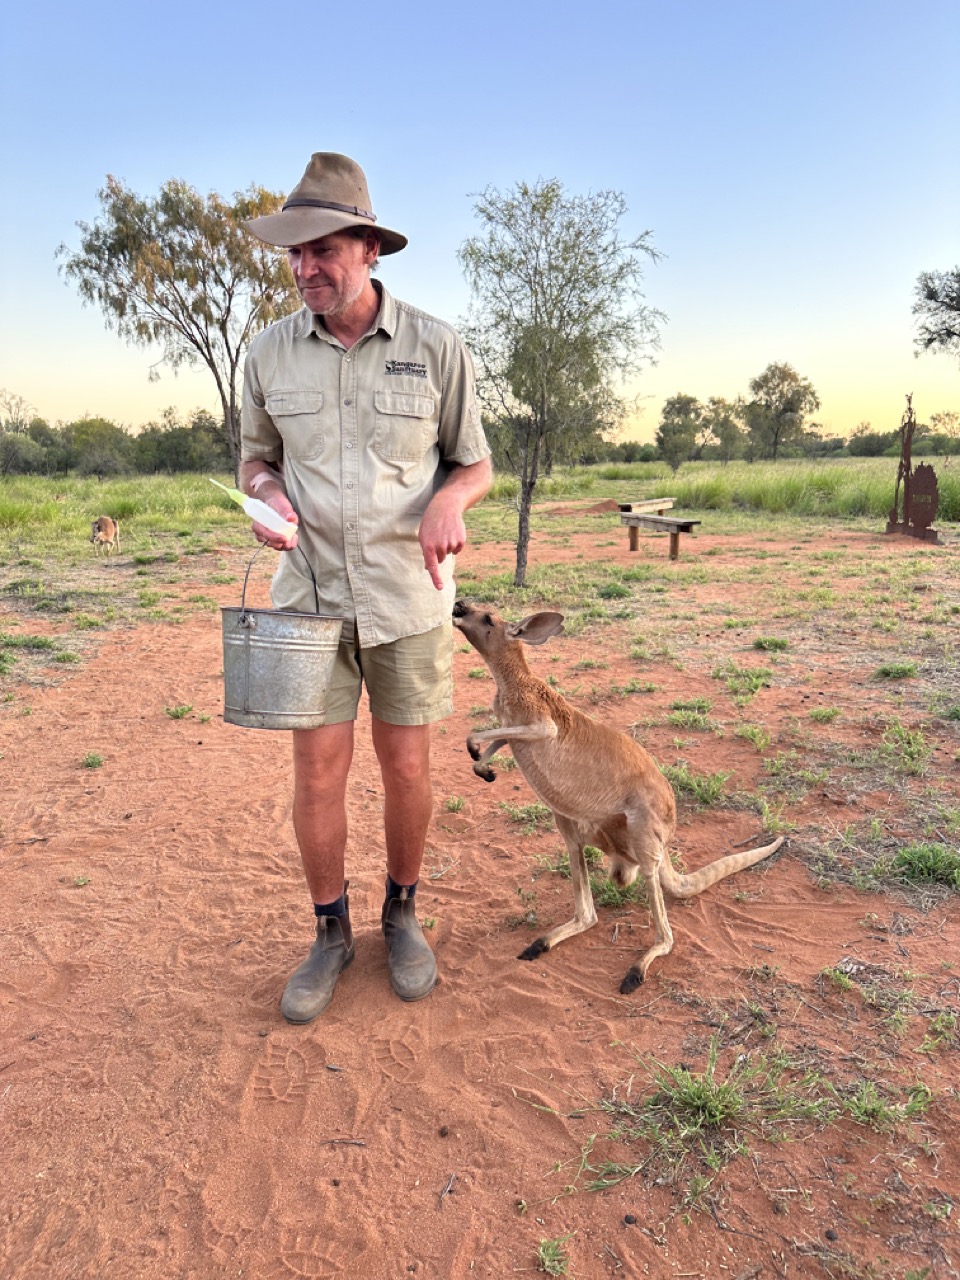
[297,248,323,278]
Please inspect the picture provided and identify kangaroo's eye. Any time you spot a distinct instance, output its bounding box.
[483,613,493,626]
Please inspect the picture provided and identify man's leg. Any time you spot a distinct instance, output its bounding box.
[292,721,355,902]
[280,722,356,1024]
[371,719,433,884]
[371,718,438,1001]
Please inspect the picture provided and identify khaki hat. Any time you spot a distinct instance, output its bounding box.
[243,152,407,254]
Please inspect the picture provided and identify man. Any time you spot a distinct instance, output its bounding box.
[240,152,492,1024]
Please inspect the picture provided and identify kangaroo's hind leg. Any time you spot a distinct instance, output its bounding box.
[519,814,598,962]
[619,821,675,993]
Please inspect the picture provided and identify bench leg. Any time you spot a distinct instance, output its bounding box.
[669,531,680,560]
[628,526,639,552]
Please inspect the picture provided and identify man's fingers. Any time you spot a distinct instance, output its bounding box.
[422,547,444,590]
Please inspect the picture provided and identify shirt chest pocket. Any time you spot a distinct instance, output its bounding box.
[374,390,437,462]
[265,389,324,460]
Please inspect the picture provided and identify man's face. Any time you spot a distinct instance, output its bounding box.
[286,230,379,317]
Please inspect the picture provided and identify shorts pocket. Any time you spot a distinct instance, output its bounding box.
[374,390,437,462]
[265,389,324,460]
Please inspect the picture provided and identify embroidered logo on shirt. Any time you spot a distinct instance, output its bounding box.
[385,360,427,379]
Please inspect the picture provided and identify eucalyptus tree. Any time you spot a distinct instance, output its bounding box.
[655,393,703,471]
[58,177,300,473]
[704,396,744,464]
[743,362,820,461]
[459,179,663,586]
[913,267,960,364]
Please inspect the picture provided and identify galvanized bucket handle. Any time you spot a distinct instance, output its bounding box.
[238,544,321,626]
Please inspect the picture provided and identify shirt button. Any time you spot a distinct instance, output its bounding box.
[343,398,352,406]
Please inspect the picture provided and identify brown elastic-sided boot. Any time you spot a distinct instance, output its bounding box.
[280,885,355,1024]
[381,887,438,1001]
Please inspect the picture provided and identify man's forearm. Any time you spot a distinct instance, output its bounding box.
[437,456,493,513]
[239,461,286,501]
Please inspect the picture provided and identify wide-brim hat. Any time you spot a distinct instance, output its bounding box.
[243,152,407,254]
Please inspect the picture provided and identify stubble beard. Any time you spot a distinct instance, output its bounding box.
[305,275,366,318]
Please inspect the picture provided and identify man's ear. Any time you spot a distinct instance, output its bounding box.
[506,612,565,646]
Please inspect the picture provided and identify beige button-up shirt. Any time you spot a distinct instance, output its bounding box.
[241,284,490,647]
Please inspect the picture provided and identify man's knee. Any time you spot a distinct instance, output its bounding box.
[373,722,432,787]
[293,723,355,789]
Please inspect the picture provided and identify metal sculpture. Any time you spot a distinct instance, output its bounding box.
[886,395,939,544]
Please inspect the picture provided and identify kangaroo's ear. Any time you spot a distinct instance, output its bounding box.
[507,612,565,646]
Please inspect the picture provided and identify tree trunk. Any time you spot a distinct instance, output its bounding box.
[513,433,543,588]
[515,481,533,587]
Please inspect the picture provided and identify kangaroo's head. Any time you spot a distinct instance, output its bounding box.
[452,600,564,664]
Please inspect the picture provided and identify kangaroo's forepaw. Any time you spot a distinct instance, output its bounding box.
[474,764,496,783]
[619,967,643,994]
[518,938,549,962]
[466,738,481,761]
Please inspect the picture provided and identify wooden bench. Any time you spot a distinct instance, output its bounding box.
[619,501,701,560]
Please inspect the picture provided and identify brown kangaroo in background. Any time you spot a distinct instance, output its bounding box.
[452,599,783,992]
[90,516,121,556]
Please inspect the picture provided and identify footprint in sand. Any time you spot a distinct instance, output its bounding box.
[259,1229,344,1278]
[370,1026,427,1083]
[253,1041,327,1104]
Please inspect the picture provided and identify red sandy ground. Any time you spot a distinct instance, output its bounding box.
[2,505,958,1279]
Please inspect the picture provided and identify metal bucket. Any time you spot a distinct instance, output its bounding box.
[222,547,343,730]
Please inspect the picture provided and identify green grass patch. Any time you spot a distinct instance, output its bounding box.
[875,660,917,680]
[887,842,960,890]
[540,844,647,908]
[661,761,731,806]
[499,801,554,834]
[712,660,773,705]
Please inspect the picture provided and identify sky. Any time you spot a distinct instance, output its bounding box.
[2,0,958,444]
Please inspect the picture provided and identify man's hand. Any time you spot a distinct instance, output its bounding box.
[252,507,299,552]
[417,457,492,589]
[418,493,466,590]
[239,461,299,552]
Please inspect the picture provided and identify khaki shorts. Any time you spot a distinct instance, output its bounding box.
[321,619,454,726]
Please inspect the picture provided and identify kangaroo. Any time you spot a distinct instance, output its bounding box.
[452,599,783,991]
[90,516,121,556]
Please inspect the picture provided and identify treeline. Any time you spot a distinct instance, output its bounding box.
[2,390,957,480]
[0,405,232,479]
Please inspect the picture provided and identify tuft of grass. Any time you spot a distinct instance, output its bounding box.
[841,1079,932,1132]
[668,708,711,730]
[671,697,711,714]
[661,761,731,806]
[874,660,917,680]
[712,660,773,705]
[597,582,631,600]
[889,842,960,890]
[500,801,554,834]
[736,723,771,752]
[809,706,840,723]
[587,1037,837,1196]
[80,752,104,769]
[444,795,466,813]
[881,719,931,775]
[0,631,56,650]
[753,636,790,652]
[537,1234,573,1276]
[164,703,193,720]
[541,845,647,908]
